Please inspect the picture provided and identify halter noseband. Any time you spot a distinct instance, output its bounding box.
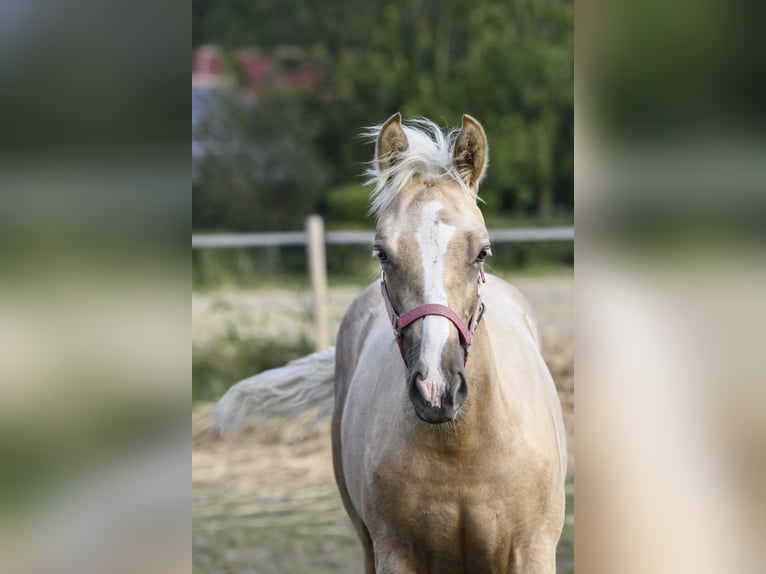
[380,267,486,366]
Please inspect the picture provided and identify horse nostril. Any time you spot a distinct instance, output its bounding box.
[451,372,468,407]
[408,359,429,384]
[408,376,429,412]
[407,364,427,402]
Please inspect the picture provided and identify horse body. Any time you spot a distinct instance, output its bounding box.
[334,278,565,573]
[332,114,566,573]
[215,113,567,574]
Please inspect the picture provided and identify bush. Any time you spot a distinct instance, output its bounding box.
[324,183,373,227]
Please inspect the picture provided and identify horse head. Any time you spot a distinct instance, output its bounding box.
[368,113,491,424]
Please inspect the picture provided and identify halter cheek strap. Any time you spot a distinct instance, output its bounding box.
[380,267,487,366]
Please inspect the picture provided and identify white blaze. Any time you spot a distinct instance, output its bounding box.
[415,201,455,407]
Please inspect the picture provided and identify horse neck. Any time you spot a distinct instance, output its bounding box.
[463,321,507,421]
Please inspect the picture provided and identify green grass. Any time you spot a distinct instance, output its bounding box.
[193,507,364,574]
[558,473,575,574]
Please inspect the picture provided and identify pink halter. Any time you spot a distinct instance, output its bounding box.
[380,267,486,366]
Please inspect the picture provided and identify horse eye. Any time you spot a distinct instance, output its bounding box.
[475,247,491,263]
[374,248,389,263]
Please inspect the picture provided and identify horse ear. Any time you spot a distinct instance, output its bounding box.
[452,114,488,189]
[376,112,409,173]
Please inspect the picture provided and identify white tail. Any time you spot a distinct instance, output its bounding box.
[213,347,336,433]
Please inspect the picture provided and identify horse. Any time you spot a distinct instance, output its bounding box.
[215,113,567,573]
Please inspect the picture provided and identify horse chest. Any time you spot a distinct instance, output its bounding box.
[362,437,524,572]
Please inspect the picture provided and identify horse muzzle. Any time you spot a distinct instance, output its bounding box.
[407,359,468,424]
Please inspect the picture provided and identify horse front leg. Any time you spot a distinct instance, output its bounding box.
[371,540,423,574]
[510,537,558,574]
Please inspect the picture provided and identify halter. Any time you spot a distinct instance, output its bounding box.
[380,266,486,366]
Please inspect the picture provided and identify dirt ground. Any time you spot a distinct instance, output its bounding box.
[192,274,573,573]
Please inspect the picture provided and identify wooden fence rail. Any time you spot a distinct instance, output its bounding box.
[192,217,573,350]
[192,226,573,249]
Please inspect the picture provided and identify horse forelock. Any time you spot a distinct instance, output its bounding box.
[363,117,480,219]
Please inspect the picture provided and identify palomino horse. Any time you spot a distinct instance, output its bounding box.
[215,114,567,573]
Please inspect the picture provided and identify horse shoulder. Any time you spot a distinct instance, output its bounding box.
[482,275,568,482]
[334,281,387,456]
[335,284,384,385]
[334,283,403,510]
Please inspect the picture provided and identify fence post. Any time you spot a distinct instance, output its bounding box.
[306,215,329,350]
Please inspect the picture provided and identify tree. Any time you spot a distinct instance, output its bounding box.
[194,0,573,227]
[193,89,328,231]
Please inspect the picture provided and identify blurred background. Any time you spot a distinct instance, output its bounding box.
[191,0,574,572]
[3,0,762,572]
[191,0,574,285]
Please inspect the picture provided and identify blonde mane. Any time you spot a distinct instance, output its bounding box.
[363,117,481,218]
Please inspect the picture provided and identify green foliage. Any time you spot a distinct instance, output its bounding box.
[486,242,573,273]
[193,331,314,403]
[193,90,329,232]
[193,0,573,230]
[192,246,310,290]
[324,183,373,227]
